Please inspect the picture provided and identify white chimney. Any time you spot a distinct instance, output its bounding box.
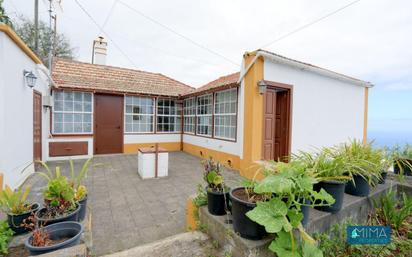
[92,36,107,65]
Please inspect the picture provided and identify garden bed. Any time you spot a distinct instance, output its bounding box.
[199,181,412,257]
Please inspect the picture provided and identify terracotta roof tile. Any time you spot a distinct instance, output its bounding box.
[184,72,240,96]
[52,58,195,96]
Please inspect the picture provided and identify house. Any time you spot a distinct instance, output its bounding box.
[0,24,51,189]
[0,23,373,188]
[50,40,372,178]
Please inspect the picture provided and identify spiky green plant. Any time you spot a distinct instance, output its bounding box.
[0,185,31,215]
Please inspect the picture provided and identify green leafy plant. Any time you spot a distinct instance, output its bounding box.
[293,148,351,182]
[203,159,227,192]
[334,140,383,186]
[37,162,76,218]
[246,161,335,257]
[374,189,412,232]
[391,144,412,177]
[0,221,14,254]
[0,185,31,215]
[193,184,207,207]
[69,158,92,201]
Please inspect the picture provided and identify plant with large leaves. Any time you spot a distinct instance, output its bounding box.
[246,161,334,257]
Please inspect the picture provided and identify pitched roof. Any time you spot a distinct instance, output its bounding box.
[257,49,373,87]
[52,58,194,96]
[184,72,240,96]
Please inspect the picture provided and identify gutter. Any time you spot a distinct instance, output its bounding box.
[237,50,373,88]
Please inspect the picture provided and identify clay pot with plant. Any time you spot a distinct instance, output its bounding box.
[69,158,92,221]
[0,185,39,235]
[23,215,83,256]
[203,159,230,216]
[36,163,80,225]
[243,161,334,256]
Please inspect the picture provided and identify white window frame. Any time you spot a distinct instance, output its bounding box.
[124,96,155,133]
[214,88,237,141]
[52,90,93,135]
[183,97,196,134]
[196,94,213,137]
[156,98,182,133]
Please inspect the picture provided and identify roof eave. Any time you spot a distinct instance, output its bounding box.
[257,50,373,88]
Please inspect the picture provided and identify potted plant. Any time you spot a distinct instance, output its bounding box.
[229,182,268,240]
[392,144,412,176]
[36,164,80,225]
[295,148,350,213]
[378,147,392,184]
[0,185,39,235]
[0,220,14,255]
[337,140,382,197]
[203,159,230,216]
[23,215,83,256]
[69,158,92,221]
[244,161,333,256]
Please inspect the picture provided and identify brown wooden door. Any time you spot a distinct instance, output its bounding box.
[94,94,123,154]
[263,90,276,160]
[274,91,289,160]
[262,88,291,161]
[33,91,42,162]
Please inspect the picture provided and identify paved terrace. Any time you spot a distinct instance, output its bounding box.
[23,152,241,256]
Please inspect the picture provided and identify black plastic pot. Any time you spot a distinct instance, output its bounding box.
[24,221,83,256]
[299,199,310,227]
[77,195,88,221]
[206,188,230,216]
[35,204,80,226]
[7,203,40,235]
[394,159,412,176]
[345,175,370,197]
[378,172,388,184]
[229,187,267,240]
[314,181,345,213]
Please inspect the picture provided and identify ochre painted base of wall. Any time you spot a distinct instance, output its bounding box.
[186,197,198,231]
[182,143,241,170]
[123,142,181,153]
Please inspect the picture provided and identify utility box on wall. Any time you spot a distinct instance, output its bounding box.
[138,147,168,179]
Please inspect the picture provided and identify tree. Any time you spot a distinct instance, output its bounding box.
[0,0,12,26]
[14,17,75,66]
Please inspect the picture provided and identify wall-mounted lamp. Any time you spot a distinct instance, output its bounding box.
[257,80,267,94]
[23,70,37,88]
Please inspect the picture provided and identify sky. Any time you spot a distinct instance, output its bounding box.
[4,0,412,145]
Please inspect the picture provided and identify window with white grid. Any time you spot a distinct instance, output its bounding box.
[214,88,237,140]
[157,99,182,132]
[183,98,196,134]
[196,94,212,136]
[124,96,154,133]
[53,91,93,134]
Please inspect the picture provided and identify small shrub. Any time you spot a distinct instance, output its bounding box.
[0,221,14,254]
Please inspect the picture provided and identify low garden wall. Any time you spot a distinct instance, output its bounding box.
[199,181,412,257]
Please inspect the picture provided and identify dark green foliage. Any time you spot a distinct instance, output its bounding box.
[0,221,14,254]
[0,0,12,26]
[13,16,75,66]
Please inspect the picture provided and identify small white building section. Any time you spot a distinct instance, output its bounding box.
[0,24,51,189]
[263,55,368,153]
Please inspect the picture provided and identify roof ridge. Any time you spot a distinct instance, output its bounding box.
[54,57,192,84]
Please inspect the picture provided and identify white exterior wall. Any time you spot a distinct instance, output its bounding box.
[182,83,244,158]
[264,60,365,153]
[125,134,180,144]
[0,32,51,189]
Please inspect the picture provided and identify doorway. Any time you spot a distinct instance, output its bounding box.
[33,91,42,162]
[94,94,123,154]
[262,83,292,161]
